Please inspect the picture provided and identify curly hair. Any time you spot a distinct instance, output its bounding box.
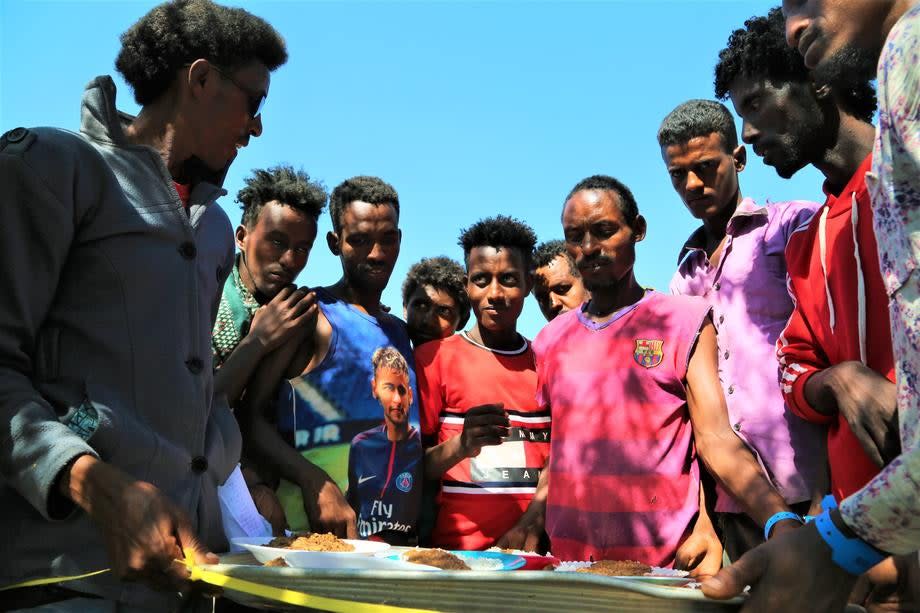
[458,215,538,270]
[713,8,875,122]
[238,165,327,227]
[565,175,640,227]
[533,240,579,276]
[371,346,409,377]
[329,176,400,233]
[401,256,471,331]
[657,99,739,152]
[116,0,287,105]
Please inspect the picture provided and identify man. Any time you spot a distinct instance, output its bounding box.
[212,165,327,406]
[0,0,286,608]
[659,99,824,561]
[531,240,589,322]
[243,176,416,538]
[210,165,326,535]
[402,256,471,347]
[534,175,799,566]
[704,3,920,609]
[416,215,550,551]
[347,347,423,545]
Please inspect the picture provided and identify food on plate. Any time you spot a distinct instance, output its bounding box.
[405,549,470,570]
[263,557,288,567]
[575,560,652,576]
[266,532,355,552]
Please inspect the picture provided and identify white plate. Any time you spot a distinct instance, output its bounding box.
[232,536,391,569]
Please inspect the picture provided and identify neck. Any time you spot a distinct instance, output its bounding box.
[586,271,646,319]
[122,92,194,181]
[814,115,876,194]
[385,421,408,442]
[700,189,740,251]
[329,278,384,316]
[468,321,522,352]
[237,253,258,295]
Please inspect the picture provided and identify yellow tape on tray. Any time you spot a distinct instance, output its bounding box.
[0,554,437,613]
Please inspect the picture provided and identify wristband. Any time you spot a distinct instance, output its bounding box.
[763,511,805,540]
[814,509,886,575]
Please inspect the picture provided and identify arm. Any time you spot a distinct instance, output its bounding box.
[214,287,317,407]
[674,476,723,579]
[242,323,356,538]
[496,465,549,553]
[687,321,796,531]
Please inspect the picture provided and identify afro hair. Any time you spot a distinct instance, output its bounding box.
[329,176,400,233]
[401,256,471,331]
[458,215,538,270]
[714,7,875,123]
[116,0,287,105]
[238,165,327,227]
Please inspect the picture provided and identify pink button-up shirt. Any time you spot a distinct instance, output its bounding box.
[670,197,825,512]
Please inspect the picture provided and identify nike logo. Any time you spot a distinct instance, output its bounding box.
[358,475,376,485]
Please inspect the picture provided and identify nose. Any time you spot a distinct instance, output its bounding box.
[248,114,263,138]
[391,389,403,405]
[549,294,563,314]
[580,233,600,258]
[685,170,704,193]
[741,118,760,145]
[785,12,808,50]
[279,248,297,270]
[487,279,506,303]
[367,241,386,263]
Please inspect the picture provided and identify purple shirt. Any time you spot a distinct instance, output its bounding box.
[670,197,825,512]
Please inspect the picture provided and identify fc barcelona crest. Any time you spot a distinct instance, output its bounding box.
[634,339,664,368]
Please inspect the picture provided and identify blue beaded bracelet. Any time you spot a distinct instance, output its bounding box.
[763,511,805,540]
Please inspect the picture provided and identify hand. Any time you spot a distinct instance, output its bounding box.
[249,286,318,354]
[459,404,509,458]
[702,521,857,612]
[63,455,217,592]
[496,508,545,554]
[674,529,722,580]
[827,362,899,467]
[301,478,357,539]
[249,484,289,536]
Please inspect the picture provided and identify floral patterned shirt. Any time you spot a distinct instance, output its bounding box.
[840,2,920,555]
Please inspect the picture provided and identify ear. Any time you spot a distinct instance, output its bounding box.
[327,230,341,256]
[406,387,414,407]
[186,59,215,102]
[524,269,535,294]
[402,305,409,320]
[235,224,248,252]
[370,377,377,398]
[733,145,747,172]
[632,215,648,243]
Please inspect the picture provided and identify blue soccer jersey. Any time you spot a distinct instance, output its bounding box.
[347,425,423,544]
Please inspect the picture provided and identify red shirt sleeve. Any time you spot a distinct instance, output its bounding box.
[414,341,445,442]
[776,276,835,425]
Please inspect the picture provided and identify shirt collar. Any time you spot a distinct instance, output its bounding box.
[680,197,767,255]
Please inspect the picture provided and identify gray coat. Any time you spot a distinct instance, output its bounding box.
[0,76,240,610]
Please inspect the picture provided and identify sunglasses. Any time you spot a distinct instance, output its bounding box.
[212,65,267,119]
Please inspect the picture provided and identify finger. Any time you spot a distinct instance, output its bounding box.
[346,519,358,540]
[468,403,506,415]
[291,292,317,317]
[176,516,218,567]
[283,286,308,306]
[274,285,295,302]
[702,547,767,600]
[468,414,512,427]
[523,531,542,554]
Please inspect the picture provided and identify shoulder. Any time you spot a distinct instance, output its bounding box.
[532,310,578,356]
[645,292,711,319]
[415,334,460,363]
[351,426,380,447]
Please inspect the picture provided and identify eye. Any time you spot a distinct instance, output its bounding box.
[564,231,583,245]
[500,273,520,287]
[295,246,310,255]
[554,284,572,295]
[271,239,284,248]
[437,307,455,319]
[669,169,685,180]
[470,275,489,288]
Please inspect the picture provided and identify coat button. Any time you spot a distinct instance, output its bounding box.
[191,456,209,473]
[179,242,197,259]
[6,127,28,143]
[186,357,204,374]
[724,350,730,360]
[714,281,721,291]
[728,384,735,395]
[734,422,742,432]
[719,314,725,324]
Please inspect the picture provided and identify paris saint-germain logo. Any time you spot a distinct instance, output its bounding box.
[396,471,413,493]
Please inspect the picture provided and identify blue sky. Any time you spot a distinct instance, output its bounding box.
[0,0,825,338]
